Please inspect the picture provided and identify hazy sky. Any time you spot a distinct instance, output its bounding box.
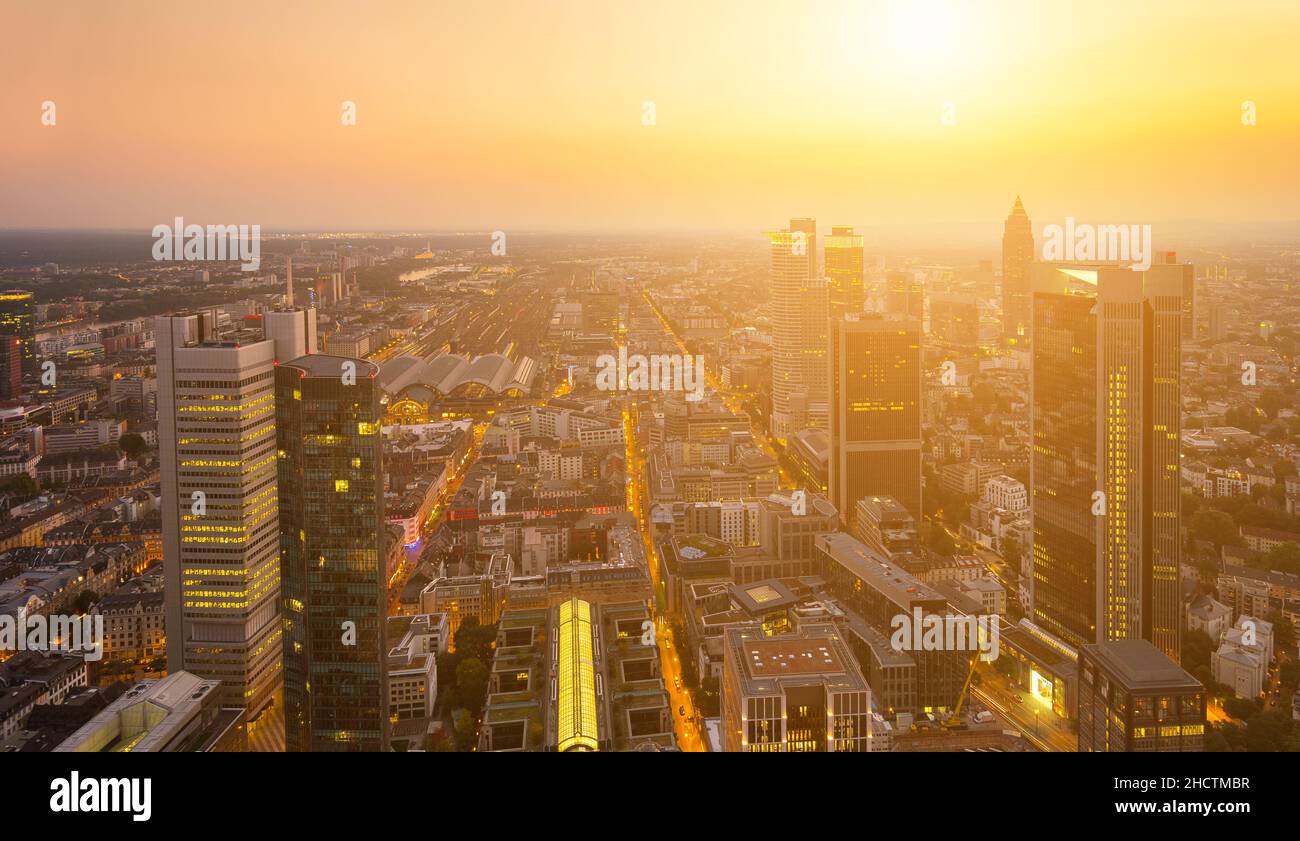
[3,0,1298,234]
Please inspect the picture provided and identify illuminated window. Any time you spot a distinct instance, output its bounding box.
[335,479,349,492]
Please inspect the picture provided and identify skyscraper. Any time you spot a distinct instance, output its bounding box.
[769,218,827,439]
[1179,259,1196,341]
[828,313,922,525]
[1030,258,1182,659]
[825,226,865,320]
[0,289,36,376]
[277,354,389,751]
[0,334,22,399]
[1001,196,1034,344]
[156,313,282,716]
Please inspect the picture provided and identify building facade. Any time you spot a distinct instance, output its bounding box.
[829,313,922,523]
[277,354,390,751]
[1030,260,1182,659]
[156,313,281,715]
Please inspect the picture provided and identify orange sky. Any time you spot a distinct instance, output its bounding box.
[2,0,1298,233]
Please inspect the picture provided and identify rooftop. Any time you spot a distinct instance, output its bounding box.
[1087,640,1203,691]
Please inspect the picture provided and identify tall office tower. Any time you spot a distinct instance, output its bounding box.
[1208,303,1227,341]
[0,289,36,376]
[828,313,922,525]
[277,354,389,751]
[156,313,281,715]
[768,218,825,439]
[1030,258,1183,660]
[1178,259,1196,341]
[802,276,830,430]
[0,334,22,398]
[825,227,865,320]
[884,272,924,320]
[1001,195,1035,344]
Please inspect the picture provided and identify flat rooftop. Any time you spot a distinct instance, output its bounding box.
[817,532,947,608]
[743,637,844,677]
[281,353,380,379]
[1088,640,1202,690]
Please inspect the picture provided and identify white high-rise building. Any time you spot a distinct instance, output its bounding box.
[769,218,828,440]
[156,312,282,715]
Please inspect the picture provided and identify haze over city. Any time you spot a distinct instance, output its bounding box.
[3,0,1299,235]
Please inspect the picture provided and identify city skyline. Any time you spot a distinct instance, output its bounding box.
[4,0,1300,791]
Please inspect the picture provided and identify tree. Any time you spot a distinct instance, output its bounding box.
[74,590,100,615]
[1182,629,1216,674]
[0,474,38,495]
[1264,610,1296,652]
[1244,711,1292,752]
[1263,544,1300,576]
[1259,388,1289,420]
[435,650,462,711]
[1223,695,1261,722]
[1279,661,1300,694]
[1190,509,1241,550]
[118,433,148,459]
[923,521,956,557]
[455,657,489,713]
[451,708,478,752]
[1001,534,1022,566]
[453,618,497,662]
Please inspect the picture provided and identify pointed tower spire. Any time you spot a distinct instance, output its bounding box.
[285,256,293,308]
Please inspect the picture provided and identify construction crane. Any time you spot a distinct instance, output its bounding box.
[944,651,982,728]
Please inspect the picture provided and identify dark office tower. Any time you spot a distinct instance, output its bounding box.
[884,272,924,320]
[1077,640,1206,752]
[1030,259,1182,660]
[1178,258,1196,341]
[828,313,922,525]
[825,227,865,320]
[0,290,36,376]
[1001,196,1034,344]
[277,354,389,752]
[0,335,21,398]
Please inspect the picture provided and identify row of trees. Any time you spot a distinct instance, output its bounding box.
[430,618,497,751]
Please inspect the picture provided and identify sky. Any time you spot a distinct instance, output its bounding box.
[2,0,1298,236]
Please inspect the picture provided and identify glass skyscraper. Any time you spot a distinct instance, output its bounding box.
[1030,259,1183,660]
[0,289,36,376]
[1001,196,1034,344]
[828,313,923,525]
[277,354,390,751]
[825,226,865,320]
